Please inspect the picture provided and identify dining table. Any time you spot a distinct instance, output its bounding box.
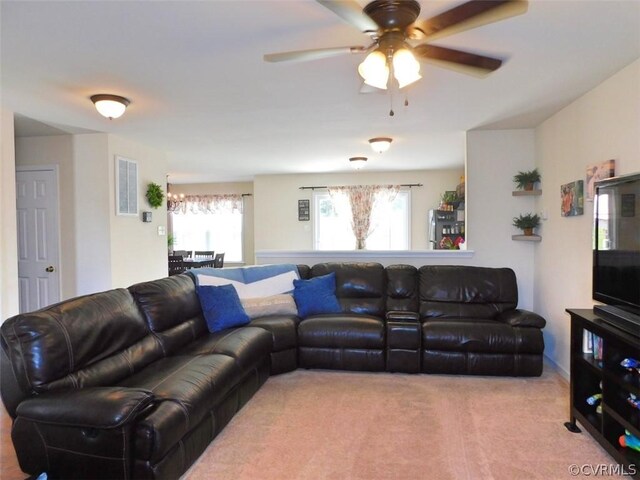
[183,258,216,269]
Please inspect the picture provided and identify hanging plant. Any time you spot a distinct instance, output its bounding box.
[146,182,165,209]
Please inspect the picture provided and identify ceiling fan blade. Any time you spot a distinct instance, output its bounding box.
[414,44,502,77]
[316,0,380,35]
[264,46,366,63]
[408,0,528,41]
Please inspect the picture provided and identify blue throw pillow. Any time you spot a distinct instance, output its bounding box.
[196,284,250,333]
[293,272,341,318]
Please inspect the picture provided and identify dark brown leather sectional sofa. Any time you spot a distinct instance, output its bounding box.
[0,263,546,479]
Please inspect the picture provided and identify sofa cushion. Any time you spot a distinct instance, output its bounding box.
[197,284,250,332]
[419,266,518,320]
[298,314,385,349]
[422,319,545,354]
[241,294,297,319]
[386,264,419,313]
[293,272,341,318]
[249,316,298,351]
[1,289,161,399]
[118,354,240,462]
[311,263,386,317]
[178,327,273,373]
[130,275,201,333]
[129,275,207,355]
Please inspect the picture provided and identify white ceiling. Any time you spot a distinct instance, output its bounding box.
[2,0,639,183]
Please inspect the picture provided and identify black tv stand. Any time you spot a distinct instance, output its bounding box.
[594,305,640,338]
[565,309,640,479]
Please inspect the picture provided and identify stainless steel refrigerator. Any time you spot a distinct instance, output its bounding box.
[429,208,465,249]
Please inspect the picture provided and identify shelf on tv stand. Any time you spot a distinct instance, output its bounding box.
[565,309,640,480]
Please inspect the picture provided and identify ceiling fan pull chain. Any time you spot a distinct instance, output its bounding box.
[389,87,395,117]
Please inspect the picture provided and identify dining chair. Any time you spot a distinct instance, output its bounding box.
[213,252,225,268]
[168,255,186,276]
[194,250,215,259]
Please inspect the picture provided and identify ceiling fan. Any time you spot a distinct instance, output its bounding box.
[264,0,528,90]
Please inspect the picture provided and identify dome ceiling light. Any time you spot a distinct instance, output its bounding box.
[369,137,392,153]
[349,156,368,170]
[90,94,130,119]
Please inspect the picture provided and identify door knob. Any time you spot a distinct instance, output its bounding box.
[45,266,55,273]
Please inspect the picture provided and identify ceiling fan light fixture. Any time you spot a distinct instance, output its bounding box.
[392,48,421,89]
[358,50,389,90]
[90,94,130,119]
[349,156,368,170]
[369,137,393,153]
[395,70,422,89]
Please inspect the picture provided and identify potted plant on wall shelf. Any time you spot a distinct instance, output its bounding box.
[513,213,541,236]
[513,169,541,191]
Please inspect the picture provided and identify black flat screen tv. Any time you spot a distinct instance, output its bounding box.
[592,172,640,336]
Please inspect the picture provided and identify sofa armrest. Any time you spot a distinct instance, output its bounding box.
[16,386,155,429]
[497,309,546,328]
[386,311,420,323]
[13,387,155,478]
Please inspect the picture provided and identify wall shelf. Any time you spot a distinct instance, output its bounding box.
[512,190,542,196]
[512,234,541,242]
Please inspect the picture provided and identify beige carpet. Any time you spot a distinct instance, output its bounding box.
[0,365,622,480]
[183,365,618,480]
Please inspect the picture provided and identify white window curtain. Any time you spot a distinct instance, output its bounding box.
[327,185,400,249]
[172,194,243,215]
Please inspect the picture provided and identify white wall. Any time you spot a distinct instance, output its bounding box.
[10,132,169,299]
[107,135,168,287]
[465,129,538,310]
[534,59,640,376]
[254,169,463,252]
[253,156,538,311]
[0,109,19,320]
[171,182,254,265]
[74,134,112,295]
[15,135,77,298]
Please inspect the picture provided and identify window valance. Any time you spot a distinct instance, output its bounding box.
[172,194,243,215]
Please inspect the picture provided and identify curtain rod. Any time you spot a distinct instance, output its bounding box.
[166,185,253,197]
[299,183,423,191]
[174,192,252,196]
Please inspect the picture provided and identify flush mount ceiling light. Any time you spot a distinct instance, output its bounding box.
[349,156,368,170]
[368,137,393,153]
[90,94,130,119]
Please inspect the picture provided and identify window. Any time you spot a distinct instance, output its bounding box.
[313,191,410,250]
[594,193,610,250]
[172,209,243,262]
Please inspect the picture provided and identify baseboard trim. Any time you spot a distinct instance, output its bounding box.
[544,354,569,381]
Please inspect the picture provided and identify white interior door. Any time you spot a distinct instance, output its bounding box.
[16,167,61,313]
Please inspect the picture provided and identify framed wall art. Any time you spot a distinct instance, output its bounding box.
[586,159,615,201]
[561,180,584,217]
[298,199,310,221]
